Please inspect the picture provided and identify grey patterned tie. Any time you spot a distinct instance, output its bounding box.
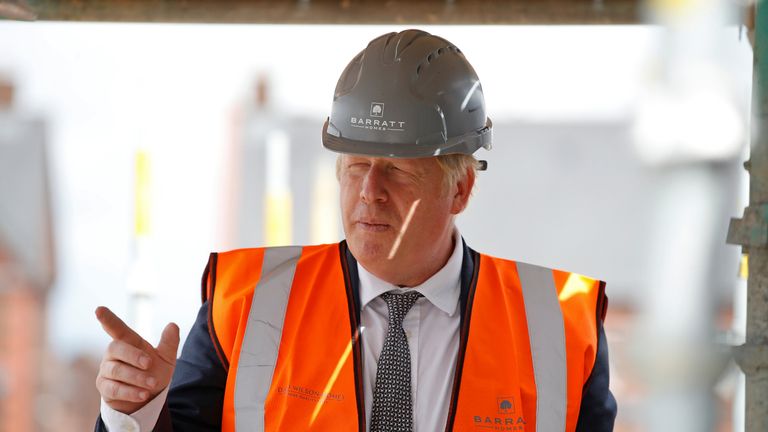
[370,291,422,432]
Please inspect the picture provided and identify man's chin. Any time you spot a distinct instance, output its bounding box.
[347,236,393,263]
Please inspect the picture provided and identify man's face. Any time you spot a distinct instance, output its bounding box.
[339,154,471,286]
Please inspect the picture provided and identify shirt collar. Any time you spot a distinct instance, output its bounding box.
[357,229,463,317]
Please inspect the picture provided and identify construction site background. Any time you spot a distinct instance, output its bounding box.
[0,17,754,432]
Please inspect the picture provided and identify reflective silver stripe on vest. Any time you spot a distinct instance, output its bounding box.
[517,262,567,432]
[234,246,303,432]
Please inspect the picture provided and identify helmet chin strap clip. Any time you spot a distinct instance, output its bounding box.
[478,160,488,171]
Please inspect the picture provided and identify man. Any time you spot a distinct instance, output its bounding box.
[95,29,616,431]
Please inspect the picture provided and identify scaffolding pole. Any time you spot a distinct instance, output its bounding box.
[727,2,768,431]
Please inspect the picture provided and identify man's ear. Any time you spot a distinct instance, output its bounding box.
[451,167,475,215]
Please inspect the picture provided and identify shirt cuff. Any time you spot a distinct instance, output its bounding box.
[100,386,170,432]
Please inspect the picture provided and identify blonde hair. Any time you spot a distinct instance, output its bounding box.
[434,153,481,193]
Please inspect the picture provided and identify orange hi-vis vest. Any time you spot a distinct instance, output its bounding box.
[202,242,607,432]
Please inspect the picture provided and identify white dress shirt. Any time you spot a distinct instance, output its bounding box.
[358,230,462,432]
[101,231,463,431]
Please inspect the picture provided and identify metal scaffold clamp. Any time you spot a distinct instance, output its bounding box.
[727,203,768,250]
[733,344,768,376]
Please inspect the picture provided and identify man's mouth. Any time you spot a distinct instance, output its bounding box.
[356,221,391,232]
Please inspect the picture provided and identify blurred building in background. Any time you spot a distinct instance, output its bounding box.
[225,75,340,250]
[0,77,54,432]
[0,78,100,432]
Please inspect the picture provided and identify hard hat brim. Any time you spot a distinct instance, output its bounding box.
[321,118,492,159]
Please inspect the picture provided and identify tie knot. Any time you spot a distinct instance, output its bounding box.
[381,291,422,325]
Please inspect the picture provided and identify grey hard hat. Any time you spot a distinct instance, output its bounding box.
[322,29,492,159]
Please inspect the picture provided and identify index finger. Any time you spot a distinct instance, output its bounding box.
[95,306,145,347]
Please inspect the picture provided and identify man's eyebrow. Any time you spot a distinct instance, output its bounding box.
[391,161,427,177]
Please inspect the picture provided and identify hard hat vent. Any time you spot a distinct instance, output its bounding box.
[416,44,459,77]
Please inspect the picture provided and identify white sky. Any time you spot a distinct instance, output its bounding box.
[0,22,752,358]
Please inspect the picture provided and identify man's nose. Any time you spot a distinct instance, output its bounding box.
[360,167,388,204]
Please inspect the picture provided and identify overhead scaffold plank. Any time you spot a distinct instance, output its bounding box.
[1,0,641,24]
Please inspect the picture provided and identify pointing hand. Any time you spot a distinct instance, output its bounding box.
[94,306,179,414]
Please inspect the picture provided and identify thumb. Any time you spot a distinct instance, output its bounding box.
[155,322,180,364]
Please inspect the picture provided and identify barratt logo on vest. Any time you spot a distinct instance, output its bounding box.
[472,396,527,431]
[349,101,406,132]
[276,384,345,404]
